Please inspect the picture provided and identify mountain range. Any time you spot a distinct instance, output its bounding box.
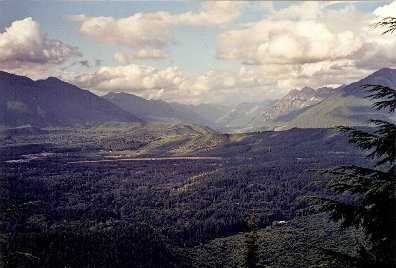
[272,68,396,130]
[0,71,142,127]
[102,92,210,126]
[104,68,395,131]
[249,86,337,126]
[1,68,394,131]
[103,92,277,131]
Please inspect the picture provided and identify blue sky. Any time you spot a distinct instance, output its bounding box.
[0,1,395,104]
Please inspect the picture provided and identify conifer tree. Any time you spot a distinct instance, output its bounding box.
[0,201,38,267]
[307,17,396,267]
[308,85,395,267]
[243,213,261,268]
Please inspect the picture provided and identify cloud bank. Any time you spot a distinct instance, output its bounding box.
[71,2,244,49]
[217,2,396,69]
[73,64,184,100]
[70,64,277,105]
[0,17,80,77]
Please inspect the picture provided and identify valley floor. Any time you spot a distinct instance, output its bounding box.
[0,123,366,267]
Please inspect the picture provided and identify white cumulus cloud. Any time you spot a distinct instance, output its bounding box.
[0,17,80,76]
[113,49,171,64]
[217,17,362,65]
[67,64,275,104]
[175,1,244,27]
[70,1,245,51]
[76,12,174,49]
[72,64,185,100]
[373,1,396,18]
[268,1,324,20]
[216,1,396,98]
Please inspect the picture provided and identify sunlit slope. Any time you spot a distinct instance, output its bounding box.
[82,122,230,156]
[63,123,357,160]
[276,68,396,130]
[1,121,361,160]
[276,92,392,130]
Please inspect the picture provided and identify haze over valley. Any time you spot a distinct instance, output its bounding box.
[1,68,395,132]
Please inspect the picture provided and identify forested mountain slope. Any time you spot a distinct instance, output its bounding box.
[276,68,396,130]
[0,71,142,127]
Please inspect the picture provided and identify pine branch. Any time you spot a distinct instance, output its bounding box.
[305,20,396,266]
[304,196,363,230]
[334,123,395,166]
[363,84,396,112]
[370,17,396,35]
[300,243,362,267]
[321,165,393,181]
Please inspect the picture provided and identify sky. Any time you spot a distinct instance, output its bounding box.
[0,1,395,105]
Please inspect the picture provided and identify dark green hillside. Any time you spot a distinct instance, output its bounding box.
[0,71,142,128]
[278,68,396,130]
[277,92,389,130]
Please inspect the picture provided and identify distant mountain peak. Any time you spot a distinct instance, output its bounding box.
[364,68,395,81]
[275,68,396,130]
[0,70,34,86]
[288,87,315,98]
[44,76,61,82]
[102,91,209,125]
[38,76,70,86]
[341,68,396,97]
[374,67,392,74]
[0,71,142,127]
[248,84,338,127]
[301,86,315,93]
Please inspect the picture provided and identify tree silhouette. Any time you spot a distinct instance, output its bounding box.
[370,17,396,35]
[308,85,395,266]
[0,201,38,267]
[243,213,261,268]
[307,16,396,267]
